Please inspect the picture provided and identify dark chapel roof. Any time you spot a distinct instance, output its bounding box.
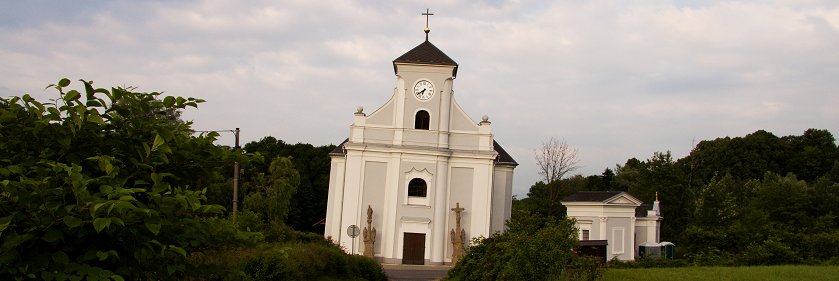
[393,40,459,77]
[493,140,518,166]
[635,204,654,218]
[561,191,624,202]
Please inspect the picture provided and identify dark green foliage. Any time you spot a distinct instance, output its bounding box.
[240,241,386,281]
[0,79,386,280]
[242,156,300,228]
[618,152,695,244]
[0,79,231,279]
[679,129,839,183]
[185,228,386,281]
[519,128,839,268]
[347,254,388,281]
[446,211,604,281]
[242,136,335,233]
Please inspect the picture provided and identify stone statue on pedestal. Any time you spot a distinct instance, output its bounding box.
[362,205,376,258]
[450,202,466,265]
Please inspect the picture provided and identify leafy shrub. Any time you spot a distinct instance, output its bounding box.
[565,256,605,280]
[242,245,293,281]
[0,79,232,280]
[347,254,387,281]
[239,242,385,281]
[236,209,266,232]
[263,221,296,242]
[446,211,603,281]
[187,247,256,281]
[738,238,799,265]
[685,248,736,266]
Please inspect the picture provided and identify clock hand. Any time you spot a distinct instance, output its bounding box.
[416,89,426,96]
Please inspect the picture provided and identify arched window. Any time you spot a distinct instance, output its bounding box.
[414,110,430,130]
[408,178,427,197]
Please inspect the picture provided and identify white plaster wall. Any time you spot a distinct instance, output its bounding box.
[490,166,514,233]
[448,133,480,150]
[366,95,395,126]
[324,156,346,242]
[364,127,395,144]
[361,161,387,256]
[450,100,480,132]
[402,130,438,147]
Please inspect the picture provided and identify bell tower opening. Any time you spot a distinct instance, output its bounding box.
[415,110,430,130]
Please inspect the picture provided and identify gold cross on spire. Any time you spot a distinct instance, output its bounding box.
[422,8,434,40]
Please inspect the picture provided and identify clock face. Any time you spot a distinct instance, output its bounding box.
[413,80,434,100]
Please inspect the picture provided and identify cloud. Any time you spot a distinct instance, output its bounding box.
[1,0,838,196]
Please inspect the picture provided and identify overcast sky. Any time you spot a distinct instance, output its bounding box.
[2,1,838,197]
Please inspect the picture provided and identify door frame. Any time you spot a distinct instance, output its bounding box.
[402,232,426,265]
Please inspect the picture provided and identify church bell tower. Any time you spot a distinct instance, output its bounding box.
[324,10,517,265]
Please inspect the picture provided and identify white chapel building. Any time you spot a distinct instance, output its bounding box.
[324,28,517,265]
[561,191,663,261]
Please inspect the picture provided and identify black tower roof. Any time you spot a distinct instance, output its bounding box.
[393,40,459,77]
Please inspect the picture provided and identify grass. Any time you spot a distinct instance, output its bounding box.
[601,265,839,281]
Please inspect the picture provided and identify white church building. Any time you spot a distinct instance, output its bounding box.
[561,191,663,261]
[324,27,517,265]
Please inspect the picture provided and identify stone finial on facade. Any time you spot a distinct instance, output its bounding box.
[479,115,491,125]
[450,202,466,265]
[362,205,376,258]
[355,106,365,116]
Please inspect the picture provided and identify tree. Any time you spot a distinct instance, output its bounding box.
[242,136,335,233]
[534,137,579,184]
[532,137,580,218]
[243,156,300,227]
[0,79,231,279]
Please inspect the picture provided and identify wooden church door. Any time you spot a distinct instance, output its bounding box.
[402,233,426,265]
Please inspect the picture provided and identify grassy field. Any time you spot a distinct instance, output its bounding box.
[602,265,839,281]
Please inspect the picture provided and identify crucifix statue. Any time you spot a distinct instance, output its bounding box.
[449,202,466,265]
[362,205,376,258]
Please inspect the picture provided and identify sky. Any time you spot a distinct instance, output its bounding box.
[2,0,838,197]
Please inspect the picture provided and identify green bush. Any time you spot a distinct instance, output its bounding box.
[446,211,604,281]
[263,221,296,242]
[738,238,799,265]
[566,256,605,280]
[236,209,266,232]
[239,242,385,281]
[242,245,293,281]
[187,247,256,281]
[0,79,233,280]
[347,255,387,281]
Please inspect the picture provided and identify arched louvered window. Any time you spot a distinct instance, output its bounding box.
[414,110,430,130]
[408,178,427,197]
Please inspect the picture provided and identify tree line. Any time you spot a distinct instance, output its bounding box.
[517,129,839,265]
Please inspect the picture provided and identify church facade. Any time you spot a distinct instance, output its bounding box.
[324,32,517,265]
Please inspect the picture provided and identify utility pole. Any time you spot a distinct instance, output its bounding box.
[195,128,241,223]
[232,127,240,223]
